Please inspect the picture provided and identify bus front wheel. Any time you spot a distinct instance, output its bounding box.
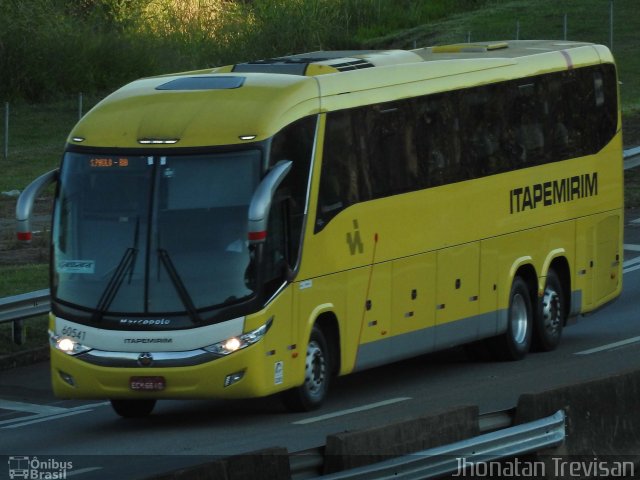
[110,398,156,418]
[496,276,533,360]
[282,326,330,412]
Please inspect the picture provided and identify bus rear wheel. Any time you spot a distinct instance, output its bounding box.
[110,399,156,418]
[282,326,330,412]
[495,276,533,360]
[533,269,564,351]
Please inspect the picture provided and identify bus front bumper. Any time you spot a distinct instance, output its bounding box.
[50,344,281,400]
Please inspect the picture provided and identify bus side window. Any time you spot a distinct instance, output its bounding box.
[316,111,359,231]
[262,193,290,294]
[514,83,545,167]
[585,67,618,154]
[599,65,619,142]
[461,89,504,178]
[415,96,459,187]
[269,116,316,265]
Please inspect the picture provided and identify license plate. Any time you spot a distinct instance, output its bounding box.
[130,376,166,391]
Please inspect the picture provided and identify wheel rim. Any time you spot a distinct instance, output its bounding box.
[542,286,561,336]
[304,340,326,399]
[510,293,528,345]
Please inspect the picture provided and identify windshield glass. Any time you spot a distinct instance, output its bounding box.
[52,150,261,316]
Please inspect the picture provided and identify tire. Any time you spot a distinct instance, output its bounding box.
[110,399,156,418]
[495,276,533,361]
[533,269,564,351]
[282,326,330,412]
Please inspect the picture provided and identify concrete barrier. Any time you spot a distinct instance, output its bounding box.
[144,369,640,479]
[515,368,640,459]
[149,447,290,480]
[323,405,479,474]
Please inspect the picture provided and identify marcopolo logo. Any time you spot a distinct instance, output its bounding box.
[8,456,73,480]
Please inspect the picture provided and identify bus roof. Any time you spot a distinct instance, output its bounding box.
[69,40,613,149]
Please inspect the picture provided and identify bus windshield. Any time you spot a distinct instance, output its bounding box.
[52,150,262,318]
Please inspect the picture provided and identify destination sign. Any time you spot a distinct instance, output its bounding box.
[89,157,129,168]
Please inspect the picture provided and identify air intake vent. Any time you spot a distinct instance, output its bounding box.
[331,59,375,71]
[233,56,375,75]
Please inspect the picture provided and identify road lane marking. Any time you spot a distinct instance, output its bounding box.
[623,256,640,274]
[67,467,104,477]
[623,263,640,274]
[0,400,68,415]
[575,335,640,356]
[624,244,640,252]
[0,401,109,429]
[1,410,92,429]
[293,397,411,425]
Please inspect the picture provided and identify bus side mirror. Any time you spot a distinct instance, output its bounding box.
[16,169,58,243]
[247,160,292,244]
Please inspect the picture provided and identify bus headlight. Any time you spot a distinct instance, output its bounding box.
[204,317,273,356]
[49,331,92,356]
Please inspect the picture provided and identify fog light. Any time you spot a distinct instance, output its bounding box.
[59,370,76,387]
[224,370,245,387]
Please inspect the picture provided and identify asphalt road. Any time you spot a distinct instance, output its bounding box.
[1,216,640,479]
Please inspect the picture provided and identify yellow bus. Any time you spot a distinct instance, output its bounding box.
[18,40,622,417]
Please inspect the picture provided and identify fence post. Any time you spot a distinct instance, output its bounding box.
[3,102,8,160]
[563,13,568,40]
[609,0,614,51]
[516,20,520,40]
[78,92,83,121]
[12,320,25,345]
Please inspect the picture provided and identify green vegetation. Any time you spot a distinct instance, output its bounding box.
[0,0,489,102]
[0,316,49,356]
[0,264,49,297]
[1,0,639,355]
[0,264,49,356]
[0,96,102,192]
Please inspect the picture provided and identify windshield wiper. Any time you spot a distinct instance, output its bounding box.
[92,217,140,323]
[157,248,202,323]
[92,247,137,323]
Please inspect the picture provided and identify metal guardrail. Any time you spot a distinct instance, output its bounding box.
[0,288,49,324]
[306,410,565,480]
[0,147,639,327]
[624,146,640,169]
[290,409,517,479]
[625,146,640,158]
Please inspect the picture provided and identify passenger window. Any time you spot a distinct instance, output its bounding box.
[317,111,360,231]
[270,116,316,265]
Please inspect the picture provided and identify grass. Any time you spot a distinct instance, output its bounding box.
[0,264,49,356]
[1,0,639,355]
[0,264,48,296]
[1,95,103,193]
[0,317,49,356]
